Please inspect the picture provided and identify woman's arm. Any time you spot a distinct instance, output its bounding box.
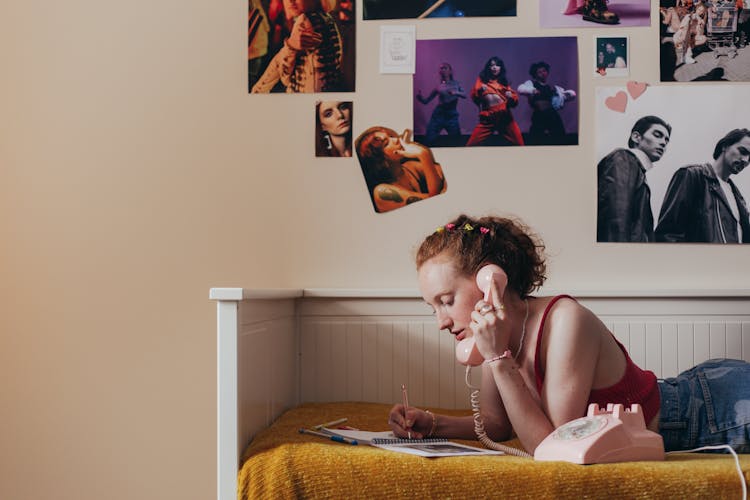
[396,131,444,195]
[470,77,486,105]
[451,82,467,99]
[504,85,520,108]
[416,88,438,104]
[372,183,431,212]
[388,405,477,440]
[471,284,602,453]
[517,80,537,96]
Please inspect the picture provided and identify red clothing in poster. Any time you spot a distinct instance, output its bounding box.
[466,78,524,146]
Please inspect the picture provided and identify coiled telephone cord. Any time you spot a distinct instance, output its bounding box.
[466,366,532,458]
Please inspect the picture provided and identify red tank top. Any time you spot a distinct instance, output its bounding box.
[533,295,660,423]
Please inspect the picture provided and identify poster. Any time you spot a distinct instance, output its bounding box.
[596,83,750,243]
[413,37,579,147]
[364,0,516,20]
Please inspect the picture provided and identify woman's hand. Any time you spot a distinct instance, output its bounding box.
[469,276,509,359]
[396,129,430,159]
[388,404,432,439]
[287,15,322,51]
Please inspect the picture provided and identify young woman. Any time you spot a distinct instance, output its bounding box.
[316,101,352,157]
[354,127,446,213]
[466,57,524,147]
[388,214,750,454]
[415,62,466,147]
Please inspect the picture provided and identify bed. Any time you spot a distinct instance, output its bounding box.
[211,288,750,499]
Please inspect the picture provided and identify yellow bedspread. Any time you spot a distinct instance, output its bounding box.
[239,401,749,499]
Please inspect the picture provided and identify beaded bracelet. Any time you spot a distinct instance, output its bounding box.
[483,350,513,364]
[425,409,438,438]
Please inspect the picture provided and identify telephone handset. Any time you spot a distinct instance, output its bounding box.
[455,264,508,366]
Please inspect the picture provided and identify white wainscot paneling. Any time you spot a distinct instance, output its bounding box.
[300,317,481,409]
[299,296,750,408]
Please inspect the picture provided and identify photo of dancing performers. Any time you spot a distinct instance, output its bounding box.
[415,62,466,147]
[413,37,578,148]
[249,0,355,93]
[540,0,650,28]
[595,84,750,244]
[517,61,577,145]
[363,0,516,20]
[659,0,750,82]
[315,101,353,157]
[355,127,447,213]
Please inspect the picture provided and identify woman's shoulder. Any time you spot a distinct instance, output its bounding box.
[532,295,598,329]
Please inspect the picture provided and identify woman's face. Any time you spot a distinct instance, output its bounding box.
[439,64,452,80]
[418,254,482,342]
[489,60,502,77]
[369,130,401,163]
[318,101,351,137]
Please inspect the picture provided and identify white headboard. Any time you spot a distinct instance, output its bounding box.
[211,288,750,500]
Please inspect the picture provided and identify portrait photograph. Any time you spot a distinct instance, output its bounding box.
[413,37,579,148]
[363,0,516,20]
[596,83,750,243]
[315,101,353,157]
[354,127,448,213]
[540,0,651,28]
[659,0,750,82]
[249,0,356,93]
[595,36,629,77]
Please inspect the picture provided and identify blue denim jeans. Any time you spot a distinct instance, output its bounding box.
[658,359,750,452]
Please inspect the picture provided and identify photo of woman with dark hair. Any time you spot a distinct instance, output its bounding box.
[315,101,353,157]
[466,56,524,147]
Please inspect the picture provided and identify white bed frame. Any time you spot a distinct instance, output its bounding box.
[211,287,750,500]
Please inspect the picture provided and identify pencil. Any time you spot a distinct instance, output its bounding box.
[312,417,348,430]
[298,428,359,445]
[402,384,412,439]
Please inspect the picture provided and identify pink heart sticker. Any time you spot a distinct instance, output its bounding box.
[626,81,648,100]
[605,91,628,113]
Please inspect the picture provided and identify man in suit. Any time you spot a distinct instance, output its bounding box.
[597,115,672,242]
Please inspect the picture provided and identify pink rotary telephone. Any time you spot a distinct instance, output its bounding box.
[455,264,508,366]
[534,403,665,464]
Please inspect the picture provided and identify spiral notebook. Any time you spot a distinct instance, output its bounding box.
[370,437,504,457]
[319,427,503,457]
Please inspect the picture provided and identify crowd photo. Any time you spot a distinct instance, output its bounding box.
[660,0,750,81]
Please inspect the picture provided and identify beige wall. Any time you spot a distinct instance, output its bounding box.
[2,1,749,499]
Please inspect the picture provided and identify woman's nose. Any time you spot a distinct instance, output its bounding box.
[436,312,452,331]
